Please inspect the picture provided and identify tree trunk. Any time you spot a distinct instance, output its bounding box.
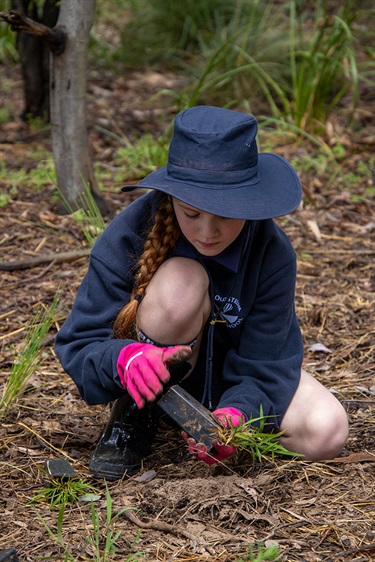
[12,0,59,121]
[50,0,108,215]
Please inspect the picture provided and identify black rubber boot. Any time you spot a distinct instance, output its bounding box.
[89,394,159,481]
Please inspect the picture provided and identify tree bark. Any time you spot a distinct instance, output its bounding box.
[49,0,107,214]
[11,1,60,120]
[1,0,108,215]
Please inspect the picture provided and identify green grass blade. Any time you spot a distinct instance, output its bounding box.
[0,292,60,419]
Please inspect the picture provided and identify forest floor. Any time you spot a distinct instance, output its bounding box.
[0,62,374,562]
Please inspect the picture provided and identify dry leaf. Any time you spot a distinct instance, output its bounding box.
[309,343,332,353]
[133,469,157,482]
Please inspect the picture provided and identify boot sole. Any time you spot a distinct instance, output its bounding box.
[89,460,141,481]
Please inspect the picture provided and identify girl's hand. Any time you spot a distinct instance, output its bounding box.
[117,343,192,408]
[182,406,245,465]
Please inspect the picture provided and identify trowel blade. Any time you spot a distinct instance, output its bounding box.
[157,384,220,451]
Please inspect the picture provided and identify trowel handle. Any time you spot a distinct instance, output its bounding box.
[165,360,192,387]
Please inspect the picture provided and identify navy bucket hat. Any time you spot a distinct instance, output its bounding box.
[122,106,302,220]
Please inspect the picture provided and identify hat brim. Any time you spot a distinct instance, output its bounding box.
[121,152,302,220]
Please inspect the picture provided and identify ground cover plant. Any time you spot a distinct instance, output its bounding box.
[0,1,374,560]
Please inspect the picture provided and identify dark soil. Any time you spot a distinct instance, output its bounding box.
[0,62,374,562]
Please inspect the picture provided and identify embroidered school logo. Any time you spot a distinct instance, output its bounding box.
[214,295,243,328]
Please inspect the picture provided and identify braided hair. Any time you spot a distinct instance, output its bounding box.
[113,194,181,339]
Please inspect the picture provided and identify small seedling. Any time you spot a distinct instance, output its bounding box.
[32,483,143,562]
[86,485,143,562]
[59,181,106,247]
[215,406,302,463]
[30,475,99,507]
[0,293,60,420]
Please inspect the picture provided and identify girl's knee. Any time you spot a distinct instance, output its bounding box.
[137,257,211,343]
[148,257,209,307]
[306,402,349,460]
[155,258,210,322]
[280,371,349,460]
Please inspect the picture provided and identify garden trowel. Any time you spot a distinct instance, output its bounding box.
[127,347,221,450]
[157,383,220,451]
[155,354,221,450]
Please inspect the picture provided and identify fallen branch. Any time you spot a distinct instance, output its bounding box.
[0,250,89,271]
[1,260,57,289]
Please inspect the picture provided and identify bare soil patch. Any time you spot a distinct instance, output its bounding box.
[0,65,374,561]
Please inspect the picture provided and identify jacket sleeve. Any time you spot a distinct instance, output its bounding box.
[217,257,304,430]
[55,200,149,405]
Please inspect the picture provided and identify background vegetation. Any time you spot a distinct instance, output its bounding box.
[1,0,374,191]
[95,0,373,186]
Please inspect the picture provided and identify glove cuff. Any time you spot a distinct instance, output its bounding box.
[117,342,146,388]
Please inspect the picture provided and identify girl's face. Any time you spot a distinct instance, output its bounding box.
[172,198,246,257]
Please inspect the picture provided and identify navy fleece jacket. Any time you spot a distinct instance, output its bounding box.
[55,191,304,429]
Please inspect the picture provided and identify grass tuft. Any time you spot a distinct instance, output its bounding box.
[0,292,60,420]
[57,180,106,247]
[30,476,100,507]
[216,406,303,463]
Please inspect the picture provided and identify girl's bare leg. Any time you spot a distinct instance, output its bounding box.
[279,369,349,460]
[136,257,211,369]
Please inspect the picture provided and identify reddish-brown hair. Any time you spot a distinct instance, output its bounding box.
[113,194,181,339]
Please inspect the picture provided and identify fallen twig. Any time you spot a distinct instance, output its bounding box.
[123,509,215,554]
[325,451,375,463]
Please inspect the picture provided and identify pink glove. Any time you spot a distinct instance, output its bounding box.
[182,406,245,465]
[117,342,192,408]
